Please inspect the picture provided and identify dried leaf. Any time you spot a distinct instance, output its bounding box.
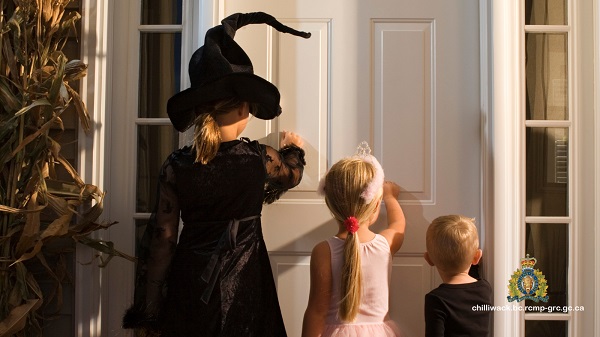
[40,0,53,24]
[47,52,66,105]
[34,253,63,315]
[5,112,60,163]
[40,212,72,239]
[73,236,136,264]
[0,226,21,246]
[14,98,51,117]
[0,203,46,214]
[0,299,42,336]
[45,192,71,215]
[45,180,81,198]
[0,79,21,112]
[10,240,44,266]
[64,59,87,81]
[15,192,42,255]
[48,137,62,160]
[65,83,90,132]
[55,154,84,186]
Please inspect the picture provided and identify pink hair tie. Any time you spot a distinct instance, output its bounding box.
[344,216,359,234]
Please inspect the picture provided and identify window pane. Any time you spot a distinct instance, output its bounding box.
[139,32,182,118]
[525,0,567,25]
[141,0,182,25]
[525,33,568,120]
[137,125,179,212]
[135,218,150,256]
[525,320,567,337]
[526,127,568,216]
[525,223,568,309]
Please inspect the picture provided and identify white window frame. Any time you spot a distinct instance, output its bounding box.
[494,0,599,336]
[75,1,200,336]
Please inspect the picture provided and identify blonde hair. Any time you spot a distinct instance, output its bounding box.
[192,98,244,164]
[322,157,383,322]
[426,215,479,273]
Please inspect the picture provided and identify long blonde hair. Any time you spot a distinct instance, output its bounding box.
[192,98,244,164]
[322,158,383,322]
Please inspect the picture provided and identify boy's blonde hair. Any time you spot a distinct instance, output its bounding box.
[322,157,383,322]
[426,215,479,273]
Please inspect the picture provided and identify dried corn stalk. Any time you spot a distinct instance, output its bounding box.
[0,1,133,335]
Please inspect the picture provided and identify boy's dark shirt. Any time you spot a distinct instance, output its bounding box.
[425,279,493,337]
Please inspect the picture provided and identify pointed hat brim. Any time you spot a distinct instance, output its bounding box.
[167,72,281,132]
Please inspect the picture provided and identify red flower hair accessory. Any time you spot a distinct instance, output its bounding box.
[344,216,359,234]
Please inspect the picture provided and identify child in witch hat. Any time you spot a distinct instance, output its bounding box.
[123,12,310,337]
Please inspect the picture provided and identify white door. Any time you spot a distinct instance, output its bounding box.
[207,1,483,336]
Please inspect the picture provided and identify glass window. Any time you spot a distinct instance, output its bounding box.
[136,125,179,213]
[525,320,567,337]
[141,0,182,25]
[526,127,568,216]
[525,223,568,309]
[525,33,568,120]
[525,0,567,25]
[139,32,182,118]
[523,0,571,335]
[135,219,149,256]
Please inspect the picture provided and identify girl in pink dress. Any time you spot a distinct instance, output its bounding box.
[302,142,406,337]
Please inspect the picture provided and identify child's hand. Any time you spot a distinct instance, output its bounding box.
[383,181,400,199]
[380,181,405,254]
[281,131,304,148]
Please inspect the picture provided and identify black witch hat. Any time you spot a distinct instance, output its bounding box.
[167,12,311,132]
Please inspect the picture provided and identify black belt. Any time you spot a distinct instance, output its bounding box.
[199,215,260,303]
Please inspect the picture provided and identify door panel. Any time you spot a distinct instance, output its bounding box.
[211,1,481,336]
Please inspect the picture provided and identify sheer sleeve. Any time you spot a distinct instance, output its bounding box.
[123,155,180,333]
[263,144,306,204]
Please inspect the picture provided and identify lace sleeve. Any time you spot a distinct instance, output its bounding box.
[123,156,180,332]
[263,144,306,204]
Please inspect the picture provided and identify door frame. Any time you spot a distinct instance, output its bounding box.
[74,0,598,336]
[491,0,522,334]
[75,0,495,336]
[75,1,110,336]
[492,0,599,336]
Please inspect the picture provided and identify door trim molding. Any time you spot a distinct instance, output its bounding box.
[76,1,111,336]
[492,0,523,335]
[594,0,600,334]
[479,0,493,291]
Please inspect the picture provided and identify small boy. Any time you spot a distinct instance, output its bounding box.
[424,215,493,337]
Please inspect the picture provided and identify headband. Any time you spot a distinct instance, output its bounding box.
[317,141,385,204]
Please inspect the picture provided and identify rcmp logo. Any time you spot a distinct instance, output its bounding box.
[507,254,549,303]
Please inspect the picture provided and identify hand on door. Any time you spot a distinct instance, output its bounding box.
[281,130,304,148]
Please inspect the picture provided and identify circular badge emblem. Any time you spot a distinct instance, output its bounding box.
[518,269,539,296]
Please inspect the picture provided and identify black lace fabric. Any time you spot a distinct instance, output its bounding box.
[123,138,305,337]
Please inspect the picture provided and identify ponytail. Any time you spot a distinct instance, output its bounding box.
[191,98,245,164]
[339,231,362,322]
[323,158,383,322]
[192,112,221,164]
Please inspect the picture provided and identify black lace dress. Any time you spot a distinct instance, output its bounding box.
[123,138,305,337]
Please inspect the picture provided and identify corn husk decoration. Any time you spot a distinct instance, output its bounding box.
[0,1,132,335]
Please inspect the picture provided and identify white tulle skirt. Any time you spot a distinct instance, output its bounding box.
[322,320,402,337]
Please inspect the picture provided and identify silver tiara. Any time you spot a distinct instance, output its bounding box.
[355,141,372,157]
